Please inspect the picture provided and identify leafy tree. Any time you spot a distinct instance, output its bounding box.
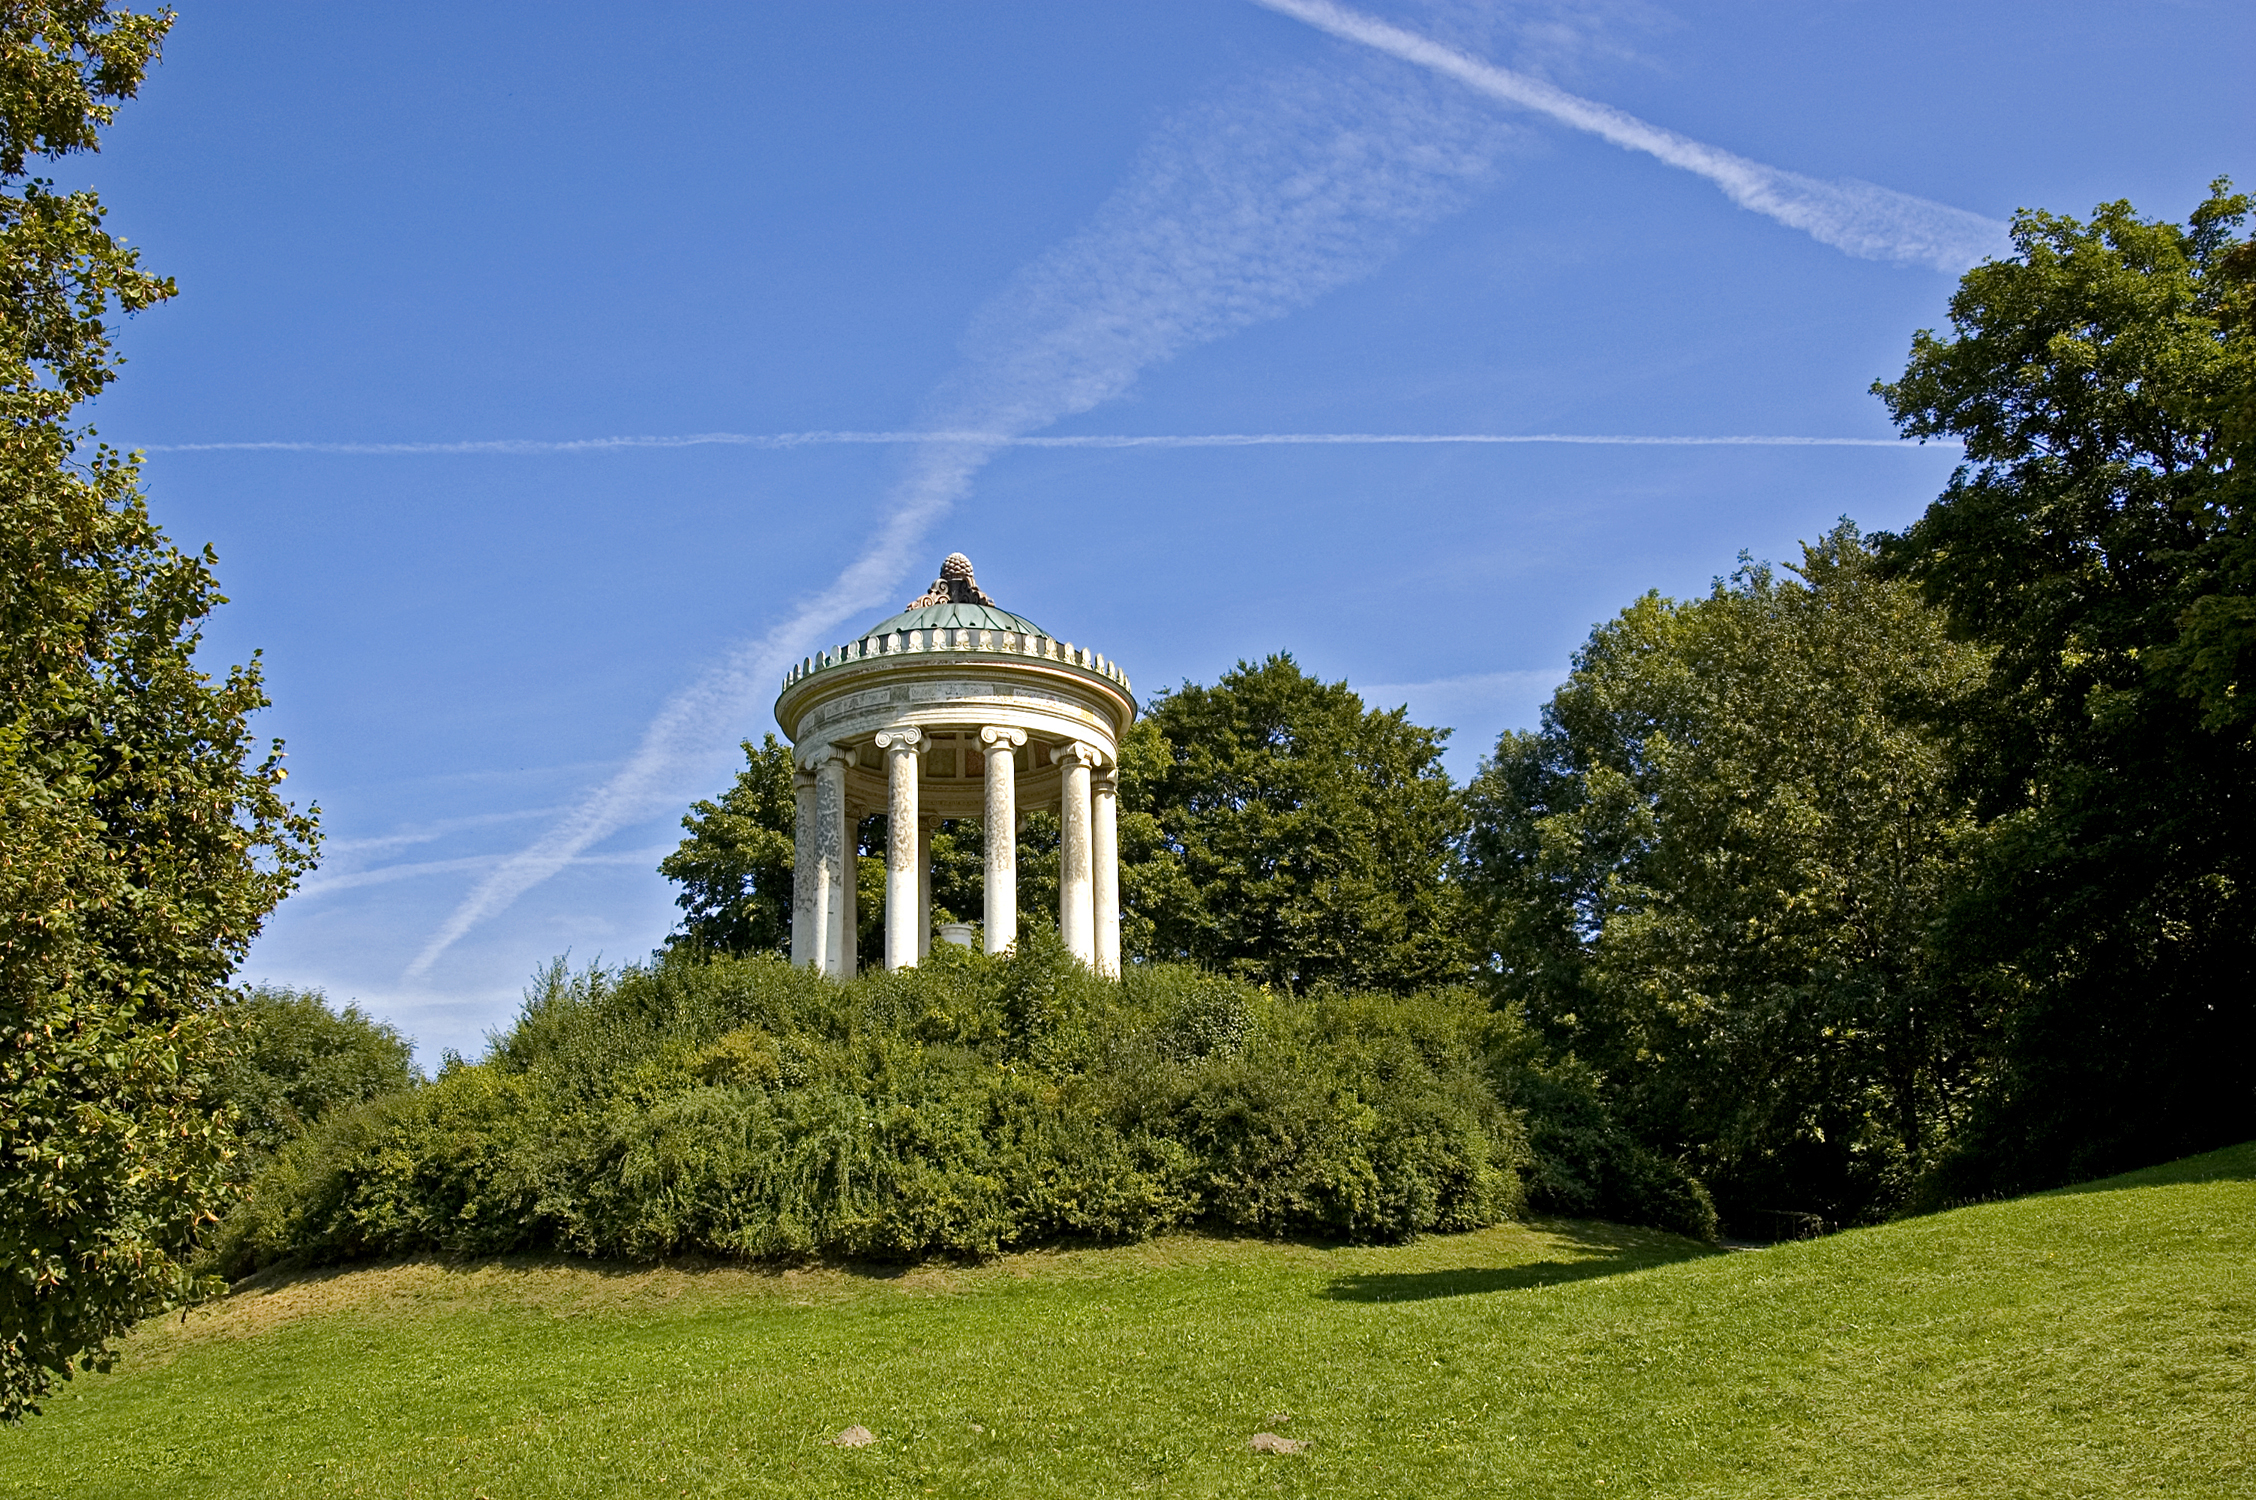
[660,735,797,953]
[1120,654,1471,992]
[214,988,416,1157]
[0,2,318,1418]
[1873,184,2256,1194]
[2164,234,2256,731]
[1463,526,1988,1224]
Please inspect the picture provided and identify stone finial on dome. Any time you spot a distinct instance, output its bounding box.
[904,552,999,609]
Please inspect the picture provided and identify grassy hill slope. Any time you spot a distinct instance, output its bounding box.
[3,1145,2250,1499]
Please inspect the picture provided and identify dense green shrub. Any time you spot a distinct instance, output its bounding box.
[213,986,418,1156]
[1491,1055,1718,1242]
[207,935,1532,1274]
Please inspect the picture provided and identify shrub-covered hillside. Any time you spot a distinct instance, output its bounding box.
[212,936,1716,1272]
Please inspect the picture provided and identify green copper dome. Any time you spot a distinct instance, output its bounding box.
[864,553,1046,638]
[865,598,1048,636]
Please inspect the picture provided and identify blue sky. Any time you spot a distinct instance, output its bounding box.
[85,1,2250,1058]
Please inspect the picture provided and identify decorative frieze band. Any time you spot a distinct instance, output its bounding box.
[781,627,1132,697]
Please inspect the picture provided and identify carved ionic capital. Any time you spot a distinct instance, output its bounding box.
[799,742,857,773]
[1091,766,1120,795]
[1051,740,1105,770]
[872,726,925,755]
[979,725,1028,750]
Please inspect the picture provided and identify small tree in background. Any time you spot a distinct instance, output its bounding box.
[214,988,416,1158]
[0,3,319,1418]
[660,734,798,954]
[660,734,895,967]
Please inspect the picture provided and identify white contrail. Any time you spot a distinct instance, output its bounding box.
[299,848,668,901]
[405,62,1515,980]
[1249,0,2009,271]
[153,429,1937,455]
[320,806,564,859]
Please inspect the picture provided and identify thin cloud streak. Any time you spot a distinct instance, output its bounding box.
[405,63,1516,980]
[322,806,564,859]
[299,847,667,901]
[1250,0,2010,271]
[1360,667,1567,698]
[151,429,1940,455]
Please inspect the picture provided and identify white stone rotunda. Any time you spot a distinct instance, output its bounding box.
[773,553,1136,978]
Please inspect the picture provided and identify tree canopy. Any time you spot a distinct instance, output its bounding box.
[1872,182,2255,1194]
[1463,526,1987,1223]
[1120,654,1470,992]
[213,988,416,1158]
[660,735,798,955]
[0,2,318,1419]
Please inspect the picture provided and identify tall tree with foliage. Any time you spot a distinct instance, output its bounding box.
[1873,184,2256,1194]
[0,3,318,1419]
[1463,526,1988,1224]
[1120,654,1470,992]
[660,735,799,954]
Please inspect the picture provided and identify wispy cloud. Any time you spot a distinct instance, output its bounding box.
[1357,667,1569,769]
[404,62,1519,980]
[1359,667,1567,702]
[1359,666,1568,727]
[300,847,670,901]
[150,429,1940,455]
[1250,0,2009,271]
[321,806,564,860]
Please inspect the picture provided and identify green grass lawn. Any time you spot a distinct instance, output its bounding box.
[5,1145,2251,1499]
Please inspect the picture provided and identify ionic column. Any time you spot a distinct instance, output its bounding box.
[1054,742,1101,967]
[917,816,937,960]
[874,728,923,970]
[1092,766,1121,978]
[813,747,854,979]
[791,767,819,969]
[839,800,860,981]
[980,726,1026,954]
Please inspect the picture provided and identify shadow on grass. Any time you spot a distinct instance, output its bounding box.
[225,1246,948,1301]
[2044,1140,2256,1197]
[1913,1141,2256,1218]
[1322,1219,1714,1304]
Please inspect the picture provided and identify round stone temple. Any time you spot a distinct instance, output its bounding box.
[773,552,1136,980]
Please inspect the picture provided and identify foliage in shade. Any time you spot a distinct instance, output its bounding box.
[205,937,1533,1274]
[1485,1031,1717,1241]
[1872,184,2256,1196]
[0,2,318,1420]
[1463,525,1988,1228]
